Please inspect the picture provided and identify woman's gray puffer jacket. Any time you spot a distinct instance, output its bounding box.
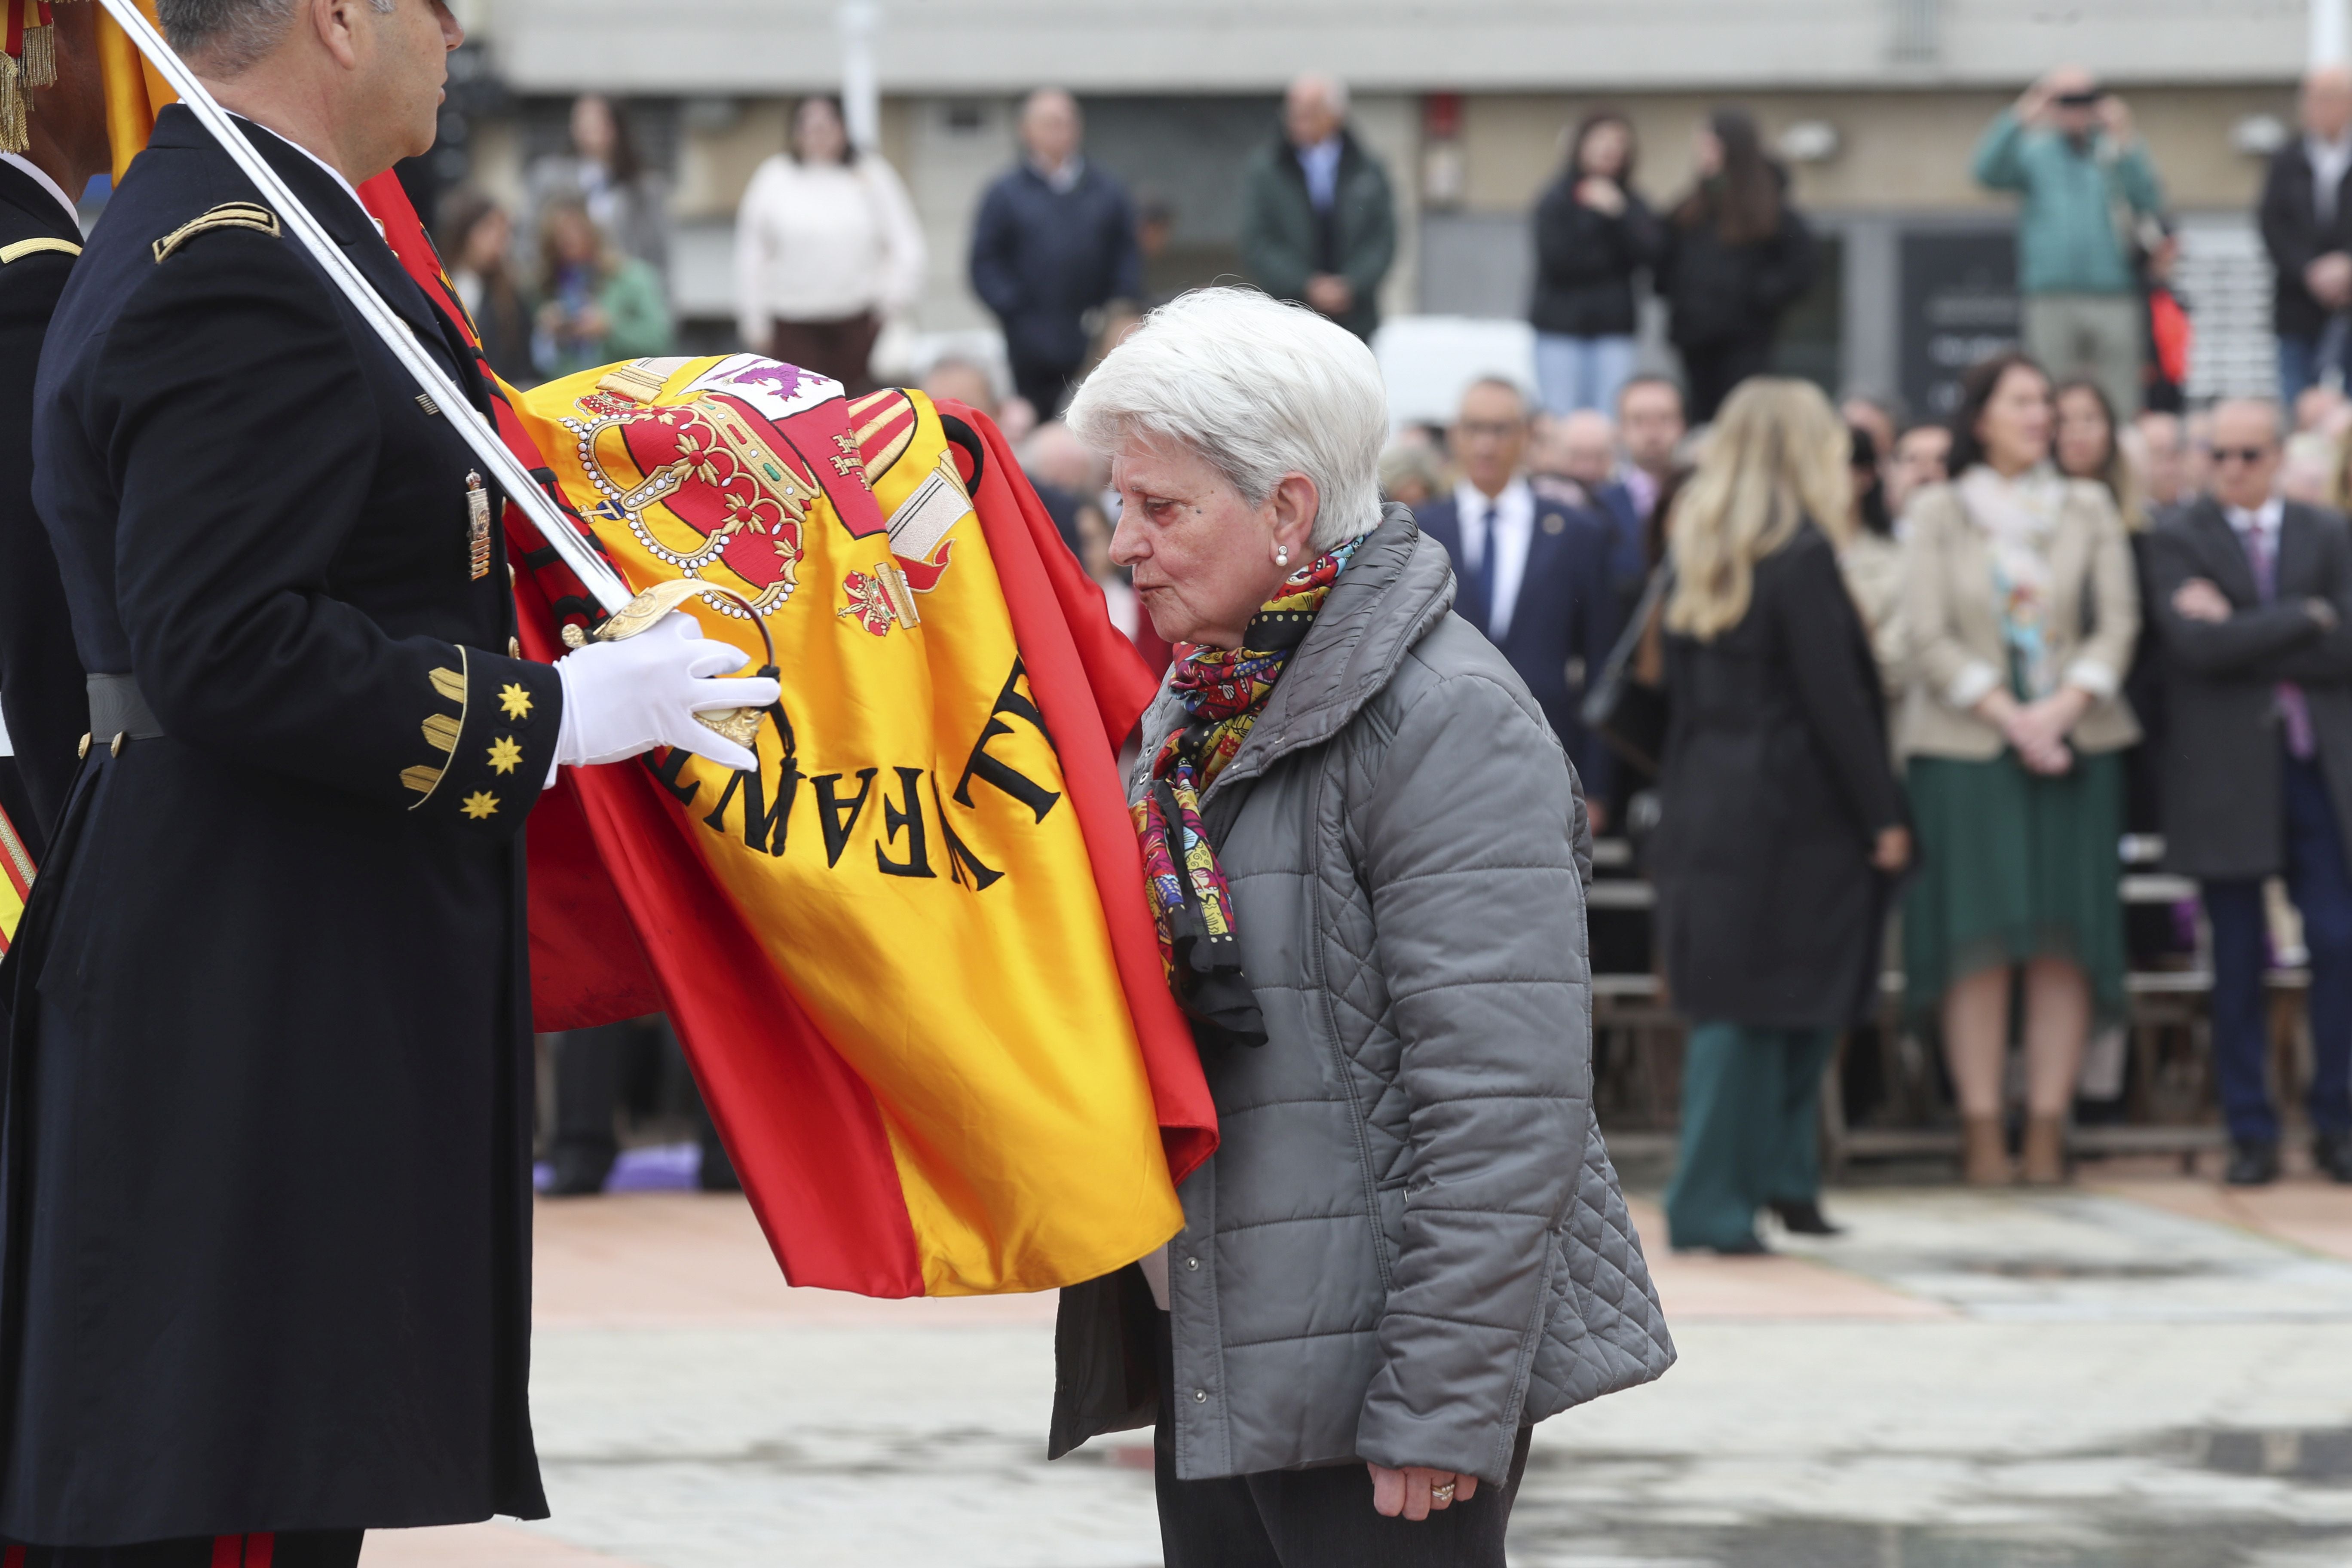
[1048,506,1672,1486]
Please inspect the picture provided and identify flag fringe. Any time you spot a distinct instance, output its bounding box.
[0,56,26,158]
[20,21,52,87]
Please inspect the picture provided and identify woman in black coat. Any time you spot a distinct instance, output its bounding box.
[1530,110,1661,417]
[1653,378,1910,1253]
[1657,108,1816,423]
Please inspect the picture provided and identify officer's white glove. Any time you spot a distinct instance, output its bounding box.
[551,611,778,775]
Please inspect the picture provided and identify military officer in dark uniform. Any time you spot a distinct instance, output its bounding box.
[0,0,773,1559]
[0,0,108,854]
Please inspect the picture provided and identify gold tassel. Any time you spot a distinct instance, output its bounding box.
[19,20,51,89]
[0,55,27,159]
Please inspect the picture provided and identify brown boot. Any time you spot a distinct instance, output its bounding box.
[1961,1115,2011,1185]
[2021,1115,2069,1186]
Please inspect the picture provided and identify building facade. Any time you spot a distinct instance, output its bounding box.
[462,0,2315,410]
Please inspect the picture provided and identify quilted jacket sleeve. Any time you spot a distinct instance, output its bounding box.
[1351,664,1592,1485]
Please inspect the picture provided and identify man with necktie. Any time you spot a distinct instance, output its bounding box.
[1414,376,1619,827]
[2150,397,2352,1186]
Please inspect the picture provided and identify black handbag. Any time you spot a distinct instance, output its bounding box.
[1581,562,1674,778]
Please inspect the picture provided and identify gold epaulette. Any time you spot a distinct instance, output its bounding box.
[0,236,79,264]
[152,202,280,264]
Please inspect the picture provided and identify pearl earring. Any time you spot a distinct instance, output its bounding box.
[1276,545,1291,567]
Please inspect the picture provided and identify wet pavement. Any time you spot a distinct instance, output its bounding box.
[357,1170,2352,1568]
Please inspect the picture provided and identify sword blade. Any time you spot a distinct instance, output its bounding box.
[90,0,636,616]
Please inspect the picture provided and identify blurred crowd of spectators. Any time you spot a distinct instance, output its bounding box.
[481,64,2352,1212]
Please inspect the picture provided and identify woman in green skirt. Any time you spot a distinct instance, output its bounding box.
[1897,352,2141,1185]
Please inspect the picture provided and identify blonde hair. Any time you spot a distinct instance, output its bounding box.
[1665,378,1853,641]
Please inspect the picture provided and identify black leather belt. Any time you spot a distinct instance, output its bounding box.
[86,672,164,748]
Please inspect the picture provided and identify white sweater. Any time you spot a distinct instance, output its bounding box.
[733,153,926,343]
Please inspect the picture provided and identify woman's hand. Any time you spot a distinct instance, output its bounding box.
[1575,176,1626,216]
[1368,1462,1479,1520]
[2008,686,2092,756]
[1872,825,1911,873]
[1973,687,2070,776]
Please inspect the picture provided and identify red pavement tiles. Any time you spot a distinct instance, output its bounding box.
[360,1523,647,1568]
[2097,1175,2352,1264]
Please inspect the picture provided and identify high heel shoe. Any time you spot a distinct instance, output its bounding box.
[1768,1199,1843,1236]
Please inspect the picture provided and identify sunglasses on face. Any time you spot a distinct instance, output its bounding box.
[2212,446,2276,466]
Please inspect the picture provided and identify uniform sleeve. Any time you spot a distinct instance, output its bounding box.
[98,227,561,836]
[1352,671,1589,1485]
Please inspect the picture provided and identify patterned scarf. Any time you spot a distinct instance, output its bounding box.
[1135,536,1364,1047]
[1958,463,2066,700]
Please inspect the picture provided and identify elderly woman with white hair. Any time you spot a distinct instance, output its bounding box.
[1045,289,1672,1565]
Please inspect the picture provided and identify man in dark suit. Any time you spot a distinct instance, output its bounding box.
[2147,398,2352,1187]
[967,89,1140,418]
[3,0,769,1557]
[1415,377,1620,826]
[0,0,109,857]
[2261,64,2352,406]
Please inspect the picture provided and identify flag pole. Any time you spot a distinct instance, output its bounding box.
[90,0,637,617]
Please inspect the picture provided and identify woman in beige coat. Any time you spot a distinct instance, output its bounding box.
[1898,352,2141,1185]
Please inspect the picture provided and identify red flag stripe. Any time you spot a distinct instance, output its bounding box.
[948,403,1218,1183]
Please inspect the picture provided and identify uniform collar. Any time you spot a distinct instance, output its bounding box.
[0,152,79,227]
[239,119,385,240]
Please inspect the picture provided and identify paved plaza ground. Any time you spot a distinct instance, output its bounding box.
[356,1158,2352,1568]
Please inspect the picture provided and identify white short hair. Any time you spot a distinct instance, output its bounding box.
[1065,288,1388,552]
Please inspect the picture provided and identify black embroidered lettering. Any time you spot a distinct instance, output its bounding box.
[953,660,1061,823]
[874,766,936,879]
[644,746,701,807]
[702,753,802,856]
[812,768,879,868]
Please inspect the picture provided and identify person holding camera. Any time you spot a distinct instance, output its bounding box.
[1973,66,2167,423]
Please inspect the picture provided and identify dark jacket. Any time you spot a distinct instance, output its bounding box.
[0,159,86,856]
[1653,525,1905,1026]
[1655,184,1815,350]
[2146,498,2352,880]
[1237,129,1396,341]
[1,107,561,1540]
[1529,175,1661,339]
[2259,138,2352,342]
[1051,508,1672,1484]
[1416,487,1622,803]
[968,160,1141,373]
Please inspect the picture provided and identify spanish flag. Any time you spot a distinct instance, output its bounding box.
[355,180,1215,1298]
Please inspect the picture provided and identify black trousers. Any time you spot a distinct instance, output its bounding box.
[1152,1314,1532,1568]
[2,1534,361,1567]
